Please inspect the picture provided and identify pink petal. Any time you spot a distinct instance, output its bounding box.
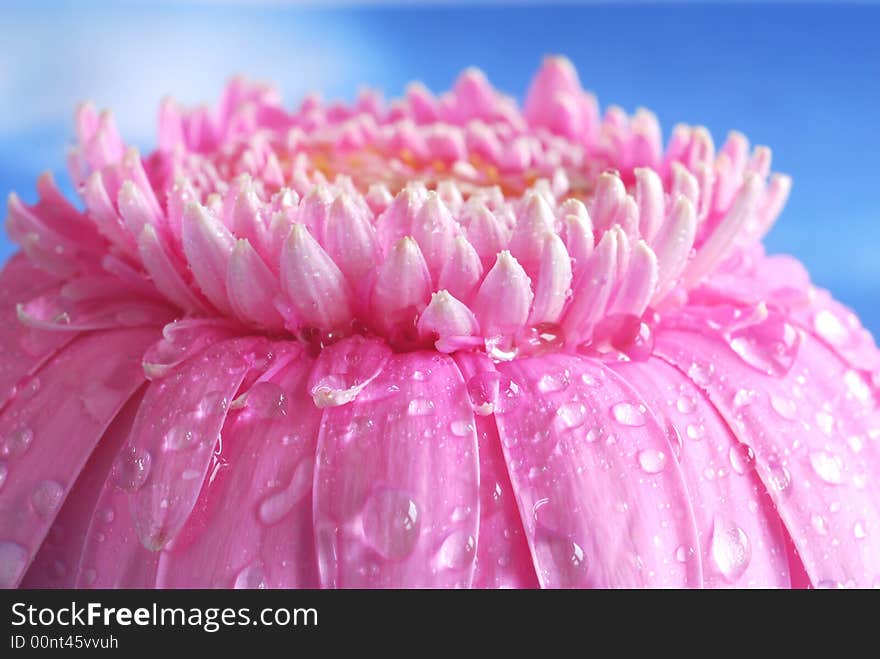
[493,353,700,587]
[370,236,432,336]
[0,255,71,409]
[226,239,285,330]
[314,352,479,587]
[655,320,880,588]
[612,359,792,587]
[182,202,236,315]
[157,350,322,587]
[438,236,483,304]
[127,337,267,550]
[455,353,539,588]
[138,224,209,314]
[22,388,145,588]
[308,335,392,408]
[528,232,573,325]
[413,193,457,283]
[561,229,618,345]
[607,240,658,318]
[417,290,480,352]
[0,328,156,587]
[472,251,533,337]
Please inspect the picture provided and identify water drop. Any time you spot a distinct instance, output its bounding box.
[0,462,7,490]
[728,444,755,475]
[241,382,288,418]
[687,362,714,387]
[638,449,666,474]
[258,461,313,526]
[811,514,828,535]
[770,395,797,420]
[611,401,647,427]
[585,427,602,443]
[0,541,28,588]
[676,395,696,414]
[675,545,689,563]
[362,489,420,560]
[437,530,475,569]
[686,423,705,440]
[765,461,792,497]
[809,451,843,485]
[556,402,586,431]
[813,309,848,346]
[540,532,587,581]
[732,388,756,409]
[115,447,152,491]
[449,420,473,437]
[31,480,64,519]
[843,370,871,404]
[854,521,867,540]
[726,317,799,377]
[710,517,751,583]
[2,425,34,457]
[233,563,266,589]
[538,371,570,393]
[163,424,197,451]
[466,372,500,416]
[407,398,435,416]
[815,410,834,436]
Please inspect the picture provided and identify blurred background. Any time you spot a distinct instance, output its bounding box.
[2,1,878,335]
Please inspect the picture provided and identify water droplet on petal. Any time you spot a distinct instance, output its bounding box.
[585,427,602,443]
[538,370,570,393]
[765,461,792,497]
[162,424,197,451]
[611,401,647,427]
[449,420,473,437]
[0,541,29,588]
[811,514,828,535]
[854,521,867,540]
[437,530,475,569]
[710,517,751,583]
[362,489,420,560]
[687,362,714,387]
[770,395,797,420]
[114,447,152,491]
[2,425,34,457]
[728,444,755,475]
[676,395,697,414]
[726,317,799,377]
[258,461,313,526]
[239,382,289,419]
[0,462,7,490]
[638,449,666,474]
[732,388,756,409]
[686,423,705,440]
[233,563,266,589]
[675,545,689,563]
[31,480,64,519]
[466,371,500,416]
[815,410,835,436]
[809,451,844,485]
[407,398,435,416]
[556,402,586,431]
[813,309,848,346]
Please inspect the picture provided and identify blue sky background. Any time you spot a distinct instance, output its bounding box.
[2,1,878,336]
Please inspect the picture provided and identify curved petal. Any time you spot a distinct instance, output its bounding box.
[21,387,145,588]
[157,347,322,588]
[494,353,701,588]
[655,321,880,588]
[0,327,157,588]
[0,255,71,409]
[612,358,792,588]
[314,352,479,588]
[127,337,269,551]
[455,353,539,588]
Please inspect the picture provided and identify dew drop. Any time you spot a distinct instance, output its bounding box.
[258,461,313,526]
[726,318,799,377]
[233,563,266,589]
[687,362,714,387]
[676,395,697,414]
[556,402,586,431]
[765,461,792,497]
[449,420,473,437]
[732,388,756,409]
[809,451,844,485]
[854,521,867,540]
[162,424,196,451]
[0,541,28,588]
[407,398,435,416]
[710,517,751,583]
[770,395,797,420]
[2,425,34,457]
[811,514,828,535]
[611,401,647,427]
[31,480,64,519]
[728,444,755,475]
[675,545,689,563]
[813,309,848,346]
[466,372,500,416]
[241,382,289,419]
[540,533,587,581]
[0,462,7,490]
[843,370,871,404]
[638,449,667,474]
[686,423,705,440]
[538,370,570,393]
[815,410,835,436]
[362,489,420,560]
[585,427,602,443]
[437,530,476,569]
[114,447,152,492]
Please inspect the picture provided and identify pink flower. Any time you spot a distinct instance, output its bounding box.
[2,57,879,589]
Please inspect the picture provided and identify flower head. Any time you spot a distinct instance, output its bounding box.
[2,57,879,588]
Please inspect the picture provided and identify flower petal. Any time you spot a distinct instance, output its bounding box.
[493,353,700,588]
[655,321,880,588]
[612,358,792,588]
[314,352,479,587]
[0,328,156,587]
[157,349,322,587]
[127,337,268,550]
